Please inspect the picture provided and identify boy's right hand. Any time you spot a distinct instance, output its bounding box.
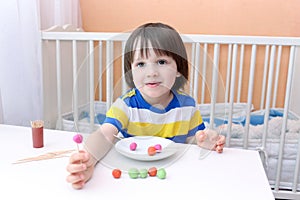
[66,150,96,189]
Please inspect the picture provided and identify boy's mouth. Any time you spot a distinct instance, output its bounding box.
[146,82,161,88]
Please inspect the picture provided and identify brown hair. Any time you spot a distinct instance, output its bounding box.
[124,22,188,91]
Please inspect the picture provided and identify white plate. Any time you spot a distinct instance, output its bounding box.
[115,136,177,161]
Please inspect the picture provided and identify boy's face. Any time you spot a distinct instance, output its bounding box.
[131,48,180,104]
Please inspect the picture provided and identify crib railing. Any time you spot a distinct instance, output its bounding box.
[41,29,300,199]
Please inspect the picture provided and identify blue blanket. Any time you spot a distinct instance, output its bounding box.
[202,108,299,127]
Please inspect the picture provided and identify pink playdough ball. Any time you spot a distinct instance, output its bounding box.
[73,134,83,144]
[130,142,137,151]
[154,144,162,151]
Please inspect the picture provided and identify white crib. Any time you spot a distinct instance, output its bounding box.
[41,25,300,199]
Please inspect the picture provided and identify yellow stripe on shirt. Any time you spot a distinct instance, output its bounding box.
[106,106,129,128]
[127,121,190,138]
[121,88,136,100]
[189,110,203,130]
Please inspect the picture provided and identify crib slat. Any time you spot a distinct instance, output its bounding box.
[260,45,270,110]
[293,137,300,192]
[237,44,245,102]
[200,43,208,104]
[193,43,200,100]
[89,40,95,131]
[121,41,127,95]
[209,44,220,130]
[72,40,79,130]
[225,44,232,103]
[55,40,62,130]
[106,41,113,110]
[275,45,296,191]
[292,137,300,192]
[98,41,103,101]
[190,43,195,97]
[226,44,238,146]
[243,45,257,149]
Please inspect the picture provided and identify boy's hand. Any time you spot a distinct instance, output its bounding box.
[66,150,96,189]
[196,129,225,153]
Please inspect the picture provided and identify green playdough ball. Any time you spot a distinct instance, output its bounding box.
[157,168,167,179]
[139,168,148,178]
[128,168,139,179]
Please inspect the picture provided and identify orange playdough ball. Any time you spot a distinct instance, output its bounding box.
[148,146,156,156]
[112,169,122,178]
[148,167,157,176]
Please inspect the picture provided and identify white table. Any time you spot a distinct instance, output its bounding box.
[0,124,275,200]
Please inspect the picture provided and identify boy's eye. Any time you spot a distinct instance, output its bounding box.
[158,59,167,65]
[136,62,145,67]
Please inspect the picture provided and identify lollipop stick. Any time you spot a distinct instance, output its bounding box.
[73,133,83,164]
[76,143,80,152]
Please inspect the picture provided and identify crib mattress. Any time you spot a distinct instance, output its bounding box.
[58,101,106,133]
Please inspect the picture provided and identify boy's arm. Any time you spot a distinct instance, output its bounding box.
[83,123,118,164]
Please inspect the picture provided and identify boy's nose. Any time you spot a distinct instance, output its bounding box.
[146,64,159,77]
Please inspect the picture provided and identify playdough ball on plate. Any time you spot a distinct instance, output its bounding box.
[148,167,157,177]
[112,169,122,179]
[139,168,148,178]
[73,134,83,144]
[128,168,139,179]
[148,146,156,156]
[154,144,162,151]
[157,168,167,179]
[129,142,137,151]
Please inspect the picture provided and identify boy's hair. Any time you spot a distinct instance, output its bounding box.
[124,22,188,91]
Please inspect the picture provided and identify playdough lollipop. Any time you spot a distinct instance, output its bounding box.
[73,133,83,152]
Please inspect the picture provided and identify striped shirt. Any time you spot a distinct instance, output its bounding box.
[104,88,205,143]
